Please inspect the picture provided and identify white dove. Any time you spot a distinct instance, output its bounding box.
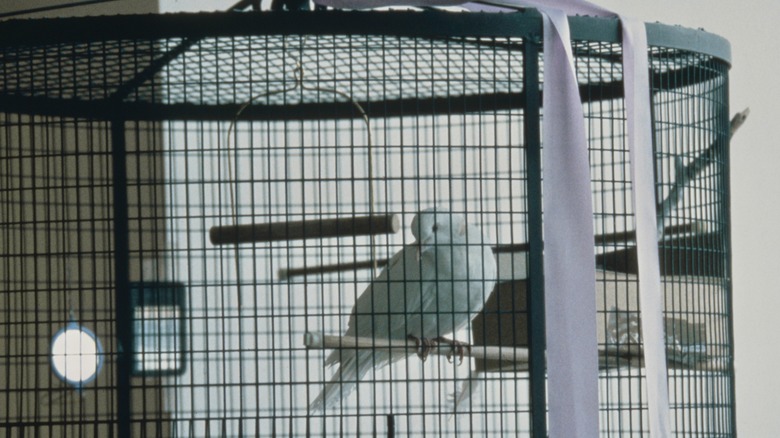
[309,207,497,413]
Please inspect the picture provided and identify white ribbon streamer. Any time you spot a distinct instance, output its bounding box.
[620,14,672,437]
[537,8,600,437]
[314,1,671,436]
[503,6,671,438]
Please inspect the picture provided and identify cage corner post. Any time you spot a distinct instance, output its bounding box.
[522,35,548,438]
[111,115,133,438]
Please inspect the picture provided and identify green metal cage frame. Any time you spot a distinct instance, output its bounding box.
[0,9,734,438]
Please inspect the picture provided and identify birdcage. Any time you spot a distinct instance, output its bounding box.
[0,6,735,438]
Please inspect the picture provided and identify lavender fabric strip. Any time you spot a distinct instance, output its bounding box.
[620,14,673,437]
[537,8,600,437]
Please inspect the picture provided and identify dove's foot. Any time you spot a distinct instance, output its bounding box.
[434,337,471,365]
[407,334,438,362]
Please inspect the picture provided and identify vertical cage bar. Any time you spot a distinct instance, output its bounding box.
[523,38,547,438]
[722,78,738,435]
[111,118,132,438]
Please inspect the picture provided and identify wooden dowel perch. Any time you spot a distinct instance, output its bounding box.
[492,221,703,254]
[281,222,703,279]
[303,332,529,364]
[279,258,391,280]
[210,213,401,245]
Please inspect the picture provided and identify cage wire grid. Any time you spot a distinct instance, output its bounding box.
[0,10,734,438]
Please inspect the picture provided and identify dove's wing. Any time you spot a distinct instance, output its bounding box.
[387,251,439,341]
[312,242,432,413]
[324,242,424,367]
[346,243,422,338]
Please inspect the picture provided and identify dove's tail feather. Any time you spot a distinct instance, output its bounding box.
[309,350,386,414]
[452,369,484,414]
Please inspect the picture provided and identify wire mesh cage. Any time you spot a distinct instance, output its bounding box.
[0,9,734,437]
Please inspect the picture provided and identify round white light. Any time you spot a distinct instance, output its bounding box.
[50,323,104,387]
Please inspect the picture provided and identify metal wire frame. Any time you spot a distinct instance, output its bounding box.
[0,10,734,438]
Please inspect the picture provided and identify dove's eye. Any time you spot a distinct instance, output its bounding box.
[431,224,439,232]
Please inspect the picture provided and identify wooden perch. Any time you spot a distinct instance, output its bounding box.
[493,221,703,254]
[303,331,529,364]
[304,332,728,372]
[598,345,729,372]
[279,258,391,280]
[210,213,401,245]
[280,222,702,280]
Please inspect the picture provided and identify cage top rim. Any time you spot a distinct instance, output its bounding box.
[0,9,731,64]
[0,10,731,122]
